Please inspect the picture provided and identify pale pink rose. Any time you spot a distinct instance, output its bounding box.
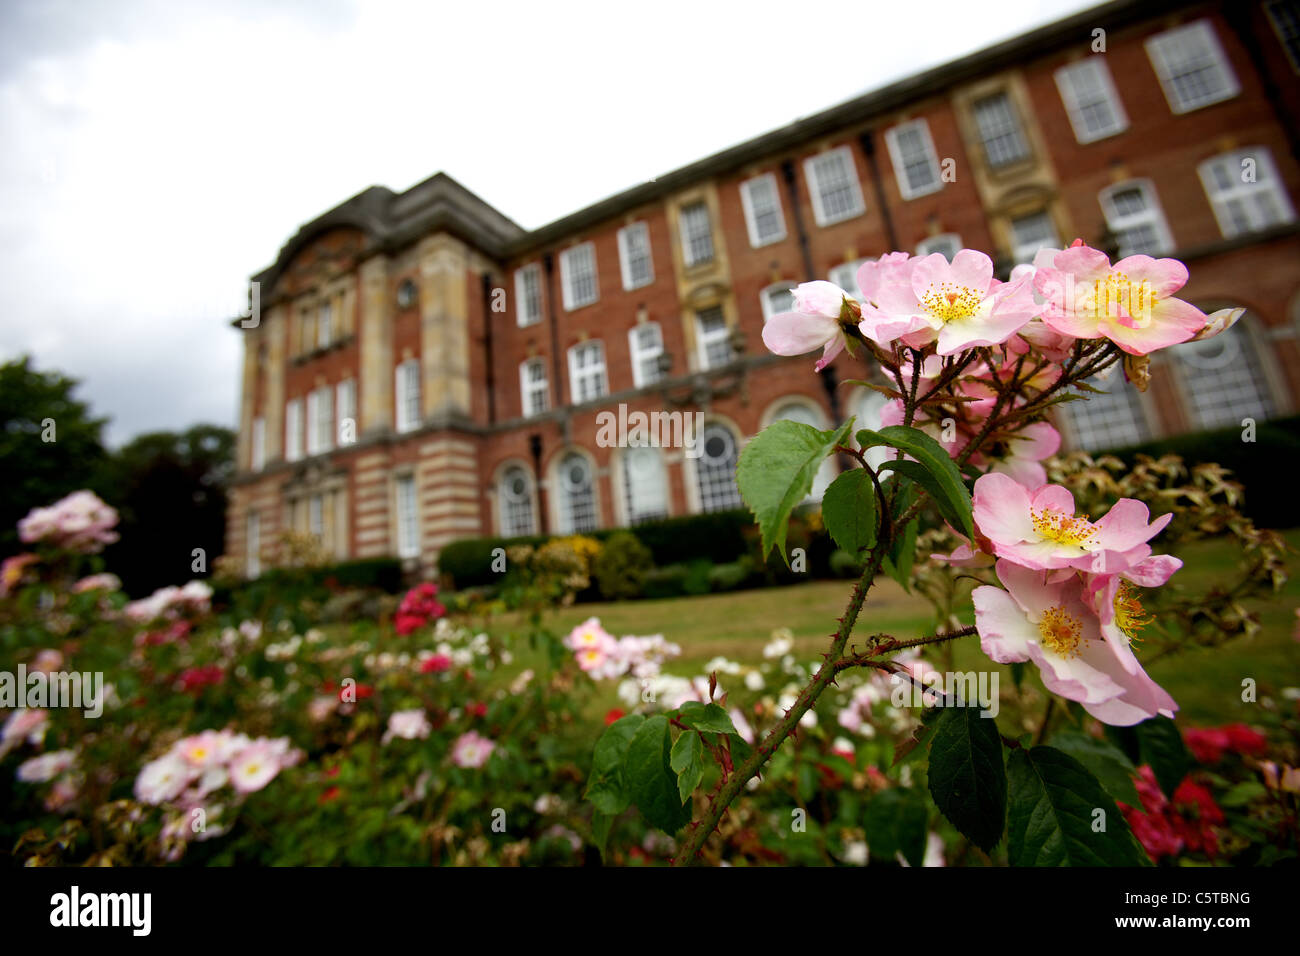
[761,280,856,371]
[450,731,496,769]
[17,749,76,783]
[988,422,1062,490]
[0,708,49,757]
[382,708,432,744]
[72,573,121,593]
[135,753,198,804]
[18,491,119,554]
[29,648,64,674]
[175,731,228,770]
[228,743,283,794]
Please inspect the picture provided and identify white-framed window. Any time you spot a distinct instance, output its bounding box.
[829,259,868,298]
[567,341,608,404]
[916,233,963,262]
[395,475,419,559]
[972,92,1030,168]
[804,146,865,226]
[309,493,324,540]
[318,300,333,348]
[739,173,787,247]
[557,452,598,534]
[515,263,543,327]
[885,119,943,200]
[1266,0,1300,72]
[1146,19,1240,114]
[498,465,536,537]
[520,358,550,417]
[336,379,356,445]
[1058,373,1150,451]
[285,399,303,463]
[628,323,664,388]
[760,283,796,322]
[617,222,654,290]
[559,243,599,311]
[622,445,668,524]
[695,423,743,512]
[245,511,260,578]
[1198,147,1297,238]
[306,385,333,456]
[695,307,732,370]
[1099,180,1175,257]
[679,202,715,267]
[1009,211,1061,264]
[1054,58,1128,143]
[250,417,265,471]
[395,359,421,433]
[1170,322,1275,430]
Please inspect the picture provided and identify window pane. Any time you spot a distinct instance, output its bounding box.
[972,92,1030,167]
[559,453,597,533]
[1172,324,1274,429]
[696,424,742,512]
[623,446,668,524]
[681,202,715,266]
[500,466,535,536]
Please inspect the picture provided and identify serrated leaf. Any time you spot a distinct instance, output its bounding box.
[1006,745,1148,866]
[882,477,919,590]
[822,468,878,554]
[927,702,1006,853]
[737,419,853,565]
[864,788,929,866]
[872,425,973,539]
[677,701,737,735]
[584,713,645,815]
[626,715,692,835]
[1049,731,1141,807]
[670,729,705,804]
[1134,716,1192,798]
[879,459,969,538]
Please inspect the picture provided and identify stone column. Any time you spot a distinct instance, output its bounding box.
[359,256,393,435]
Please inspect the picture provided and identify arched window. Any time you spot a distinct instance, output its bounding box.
[557,453,598,533]
[622,445,668,524]
[1057,372,1150,451]
[770,400,835,500]
[695,424,743,512]
[498,465,536,538]
[1170,321,1275,430]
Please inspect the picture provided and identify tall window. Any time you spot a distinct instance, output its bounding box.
[498,466,536,537]
[622,445,668,524]
[250,417,265,471]
[245,511,260,578]
[1171,323,1275,430]
[567,341,607,403]
[695,424,743,512]
[395,475,419,559]
[617,222,654,290]
[760,283,796,322]
[1099,181,1174,257]
[1054,58,1128,143]
[395,359,421,433]
[1198,148,1296,238]
[299,310,315,356]
[1146,19,1240,114]
[916,234,963,262]
[679,202,715,267]
[740,173,787,247]
[515,263,543,326]
[972,92,1030,168]
[560,243,599,310]
[318,300,333,348]
[305,386,333,457]
[1266,0,1300,72]
[1009,211,1060,264]
[628,323,664,388]
[885,119,943,199]
[829,260,868,298]
[557,453,598,533]
[285,399,303,463]
[309,493,324,540]
[695,307,732,370]
[520,358,550,416]
[336,379,356,445]
[804,146,865,226]
[1058,373,1150,451]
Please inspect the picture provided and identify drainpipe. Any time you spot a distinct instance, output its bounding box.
[542,253,566,406]
[480,271,496,425]
[859,129,899,252]
[529,433,547,535]
[780,159,816,281]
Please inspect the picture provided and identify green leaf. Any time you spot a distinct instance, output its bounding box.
[1134,717,1192,799]
[677,701,737,735]
[591,812,615,861]
[882,477,919,590]
[737,419,853,565]
[1006,745,1148,866]
[1220,780,1266,808]
[864,788,929,866]
[879,458,969,538]
[927,702,1007,853]
[625,715,692,835]
[873,425,973,539]
[584,714,644,815]
[821,468,878,554]
[670,729,705,805]
[892,704,945,767]
[1049,731,1141,807]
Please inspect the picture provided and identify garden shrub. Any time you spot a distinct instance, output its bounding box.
[593,531,653,600]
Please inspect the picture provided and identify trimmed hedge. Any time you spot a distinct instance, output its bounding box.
[212,557,406,616]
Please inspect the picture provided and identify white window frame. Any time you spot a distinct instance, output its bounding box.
[916,234,963,262]
[760,283,797,323]
[617,222,654,291]
[559,243,599,311]
[556,452,598,534]
[514,263,543,327]
[828,260,867,298]
[305,385,333,456]
[395,359,421,434]
[1099,180,1175,257]
[803,146,866,226]
[520,358,550,417]
[567,341,608,404]
[679,201,716,267]
[971,92,1031,169]
[395,475,419,559]
[1009,211,1061,265]
[1058,372,1152,451]
[628,322,664,388]
[1054,58,1129,143]
[250,417,265,471]
[498,465,536,537]
[1198,147,1297,238]
[285,399,303,463]
[694,423,743,513]
[335,379,356,445]
[695,308,733,370]
[318,300,333,349]
[884,119,943,200]
[621,445,669,525]
[1145,19,1240,114]
[739,173,787,247]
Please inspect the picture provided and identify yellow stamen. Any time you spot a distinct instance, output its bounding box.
[920,282,982,323]
[1031,509,1098,549]
[1112,582,1151,644]
[1038,605,1084,658]
[1090,273,1156,327]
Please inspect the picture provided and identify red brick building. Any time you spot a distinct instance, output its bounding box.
[226,0,1300,576]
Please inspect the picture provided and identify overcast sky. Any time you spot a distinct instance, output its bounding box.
[0,0,1101,447]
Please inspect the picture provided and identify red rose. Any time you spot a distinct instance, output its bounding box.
[604,708,626,726]
[420,654,453,674]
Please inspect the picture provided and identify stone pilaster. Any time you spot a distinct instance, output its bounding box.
[359,256,393,435]
[417,235,473,418]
